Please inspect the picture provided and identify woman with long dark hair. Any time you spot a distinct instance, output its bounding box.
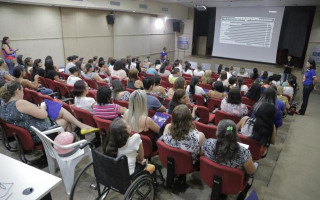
[186,76,205,97]
[251,68,259,80]
[237,102,276,146]
[168,89,196,118]
[297,58,317,115]
[159,62,171,77]
[111,79,130,101]
[245,82,261,102]
[44,56,64,82]
[32,59,42,81]
[221,87,248,117]
[208,81,227,99]
[2,36,18,75]
[183,61,193,76]
[201,119,256,174]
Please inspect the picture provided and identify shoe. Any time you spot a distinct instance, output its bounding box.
[295,111,304,115]
[80,128,99,135]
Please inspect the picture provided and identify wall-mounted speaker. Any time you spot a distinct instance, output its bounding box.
[106,14,115,25]
[173,21,180,32]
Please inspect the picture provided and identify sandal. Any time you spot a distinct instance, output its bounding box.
[80,128,99,135]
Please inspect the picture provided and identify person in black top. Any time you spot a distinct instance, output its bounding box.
[283,55,294,82]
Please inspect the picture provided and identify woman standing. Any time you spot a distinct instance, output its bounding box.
[2,37,18,75]
[297,59,317,115]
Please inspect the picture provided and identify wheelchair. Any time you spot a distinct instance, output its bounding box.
[69,142,155,200]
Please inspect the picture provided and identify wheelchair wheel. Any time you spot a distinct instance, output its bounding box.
[123,174,155,200]
[70,162,109,200]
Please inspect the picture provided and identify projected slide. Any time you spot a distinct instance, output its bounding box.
[220,16,274,48]
[212,7,284,63]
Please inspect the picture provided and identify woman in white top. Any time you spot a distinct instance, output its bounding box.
[67,67,82,86]
[65,55,78,74]
[282,78,295,99]
[183,62,193,76]
[102,118,155,176]
[237,67,249,78]
[111,60,127,80]
[237,77,249,95]
[193,64,204,77]
[217,71,229,87]
[72,80,96,113]
[186,76,205,96]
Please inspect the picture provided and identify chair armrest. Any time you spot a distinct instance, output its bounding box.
[61,98,74,103]
[41,126,65,135]
[47,92,58,97]
[53,139,88,149]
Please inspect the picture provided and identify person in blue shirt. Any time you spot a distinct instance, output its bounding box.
[297,58,318,115]
[160,47,168,63]
[146,63,157,76]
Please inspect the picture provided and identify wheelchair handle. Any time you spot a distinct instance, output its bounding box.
[79,142,94,150]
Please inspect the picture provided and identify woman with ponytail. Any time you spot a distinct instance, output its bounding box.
[201,119,256,174]
[186,76,205,101]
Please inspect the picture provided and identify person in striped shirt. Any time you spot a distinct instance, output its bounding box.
[93,86,127,120]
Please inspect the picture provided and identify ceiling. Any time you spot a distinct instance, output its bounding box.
[153,0,320,7]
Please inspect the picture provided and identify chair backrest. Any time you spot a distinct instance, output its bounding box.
[115,100,129,109]
[215,110,240,125]
[126,87,135,93]
[27,73,32,81]
[110,75,120,80]
[192,94,205,106]
[196,105,210,124]
[92,150,131,194]
[282,94,291,102]
[83,78,98,89]
[145,73,155,77]
[71,105,97,127]
[199,83,212,90]
[58,72,70,80]
[87,89,97,100]
[164,97,170,109]
[54,80,70,97]
[242,97,256,107]
[182,74,192,79]
[23,87,32,102]
[160,76,168,83]
[194,121,217,139]
[45,78,57,91]
[160,80,167,88]
[99,74,107,79]
[93,116,112,137]
[53,99,74,116]
[121,79,127,87]
[157,140,194,174]
[6,123,35,151]
[25,88,43,105]
[96,81,108,88]
[208,98,222,112]
[139,133,155,158]
[200,156,246,195]
[39,76,48,88]
[148,109,156,118]
[237,134,267,160]
[0,119,13,137]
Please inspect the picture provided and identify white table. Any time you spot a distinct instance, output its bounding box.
[0,154,61,200]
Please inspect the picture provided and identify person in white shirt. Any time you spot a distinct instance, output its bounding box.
[108,59,116,74]
[224,67,232,79]
[155,59,161,70]
[217,71,229,87]
[237,77,249,95]
[72,80,96,113]
[237,67,249,78]
[186,77,205,97]
[271,74,281,87]
[102,118,155,176]
[130,57,137,69]
[65,55,78,74]
[183,62,193,76]
[193,64,204,77]
[67,67,82,86]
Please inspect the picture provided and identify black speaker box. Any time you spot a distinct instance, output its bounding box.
[173,21,180,32]
[106,14,115,25]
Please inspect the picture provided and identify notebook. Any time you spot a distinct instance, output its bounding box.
[152,112,170,128]
[44,99,62,120]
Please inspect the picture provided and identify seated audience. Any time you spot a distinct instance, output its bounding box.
[155,59,161,70]
[127,68,143,89]
[159,62,171,77]
[24,57,33,73]
[67,67,82,86]
[124,90,160,134]
[163,104,205,163]
[221,88,248,117]
[31,59,43,81]
[186,77,205,99]
[65,55,78,74]
[201,119,256,175]
[102,118,155,176]
[13,67,53,95]
[146,63,157,76]
[108,59,116,73]
[111,60,127,80]
[168,68,181,84]
[237,67,249,78]
[227,76,237,91]
[83,63,108,83]
[217,64,223,74]
[183,62,193,76]
[277,86,290,109]
[282,78,295,99]
[0,58,14,82]
[271,74,281,87]
[201,70,214,86]
[193,64,204,77]
[245,82,261,102]
[168,89,196,119]
[224,67,232,79]
[44,57,64,82]
[98,60,111,77]
[0,81,94,143]
[16,55,24,71]
[150,75,166,100]
[260,71,268,81]
[143,76,166,112]
[251,68,259,80]
[93,86,126,120]
[167,77,187,100]
[73,80,96,113]
[238,77,249,95]
[208,81,227,99]
[218,71,229,87]
[237,102,276,145]
[112,79,130,101]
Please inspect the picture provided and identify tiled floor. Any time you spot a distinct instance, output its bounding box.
[1,90,320,200]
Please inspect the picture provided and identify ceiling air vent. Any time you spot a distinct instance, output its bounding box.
[110,1,120,6]
[139,4,147,9]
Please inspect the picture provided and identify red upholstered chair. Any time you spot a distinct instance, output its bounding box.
[238,134,267,160]
[215,110,240,125]
[93,116,112,140]
[39,76,48,88]
[27,73,32,81]
[160,75,169,83]
[25,88,46,105]
[282,94,291,103]
[139,72,145,79]
[83,78,98,89]
[194,121,217,139]
[23,87,32,102]
[87,89,97,100]
[65,84,74,95]
[208,98,222,112]
[242,97,256,107]
[164,97,170,109]
[71,105,100,145]
[54,80,72,99]
[114,100,129,109]
[161,80,167,88]
[99,74,107,79]
[192,94,205,106]
[200,156,250,199]
[6,123,43,164]
[199,83,212,90]
[53,99,75,116]
[182,74,192,79]
[0,119,16,151]
[168,82,173,88]
[45,78,57,92]
[121,79,128,87]
[110,75,120,80]
[126,87,135,93]
[58,72,69,80]
[157,140,194,187]
[196,105,215,124]
[96,81,108,88]
[145,73,155,77]
[148,109,156,118]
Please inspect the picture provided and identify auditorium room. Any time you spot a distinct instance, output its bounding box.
[1,0,320,199]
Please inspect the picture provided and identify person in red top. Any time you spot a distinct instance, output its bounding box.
[2,36,18,75]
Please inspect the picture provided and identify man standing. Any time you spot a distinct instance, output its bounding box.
[160,47,168,63]
[283,55,294,82]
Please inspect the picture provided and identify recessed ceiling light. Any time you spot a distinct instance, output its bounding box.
[133,11,136,12]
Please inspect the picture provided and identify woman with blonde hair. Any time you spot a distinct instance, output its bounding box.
[124,90,159,134]
[201,70,214,85]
